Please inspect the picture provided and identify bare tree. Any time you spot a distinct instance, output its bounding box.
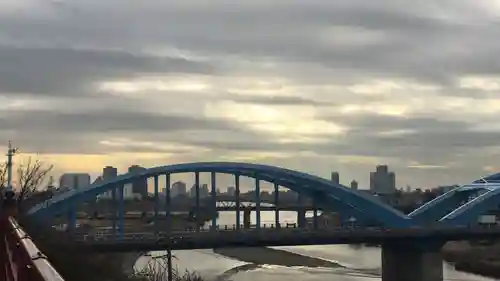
[6,157,54,207]
[0,163,6,190]
[134,255,203,281]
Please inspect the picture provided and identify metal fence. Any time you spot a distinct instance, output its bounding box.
[1,216,65,281]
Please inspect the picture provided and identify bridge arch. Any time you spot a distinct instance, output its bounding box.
[28,162,413,227]
[409,172,500,224]
[439,187,500,226]
[408,186,481,223]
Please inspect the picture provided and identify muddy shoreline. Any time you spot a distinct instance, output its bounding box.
[215,243,500,279]
[213,247,343,268]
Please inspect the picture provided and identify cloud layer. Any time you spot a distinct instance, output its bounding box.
[2,0,500,188]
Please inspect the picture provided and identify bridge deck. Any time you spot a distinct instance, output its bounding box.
[73,226,500,251]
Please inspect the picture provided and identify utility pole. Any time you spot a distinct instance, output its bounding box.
[6,141,18,194]
[2,142,18,217]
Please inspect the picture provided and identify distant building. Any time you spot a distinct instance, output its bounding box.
[190,183,209,198]
[200,184,209,197]
[97,174,138,201]
[101,166,118,199]
[350,180,358,190]
[227,186,236,196]
[331,172,340,185]
[59,173,91,190]
[370,165,396,194]
[103,166,118,180]
[171,181,187,197]
[128,165,148,197]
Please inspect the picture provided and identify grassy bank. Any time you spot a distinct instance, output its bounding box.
[442,241,500,279]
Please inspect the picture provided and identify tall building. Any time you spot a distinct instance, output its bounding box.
[350,180,358,190]
[370,165,396,194]
[190,183,210,198]
[128,165,148,197]
[227,186,236,196]
[171,181,187,197]
[59,173,91,190]
[103,166,118,180]
[331,172,340,185]
[101,166,118,199]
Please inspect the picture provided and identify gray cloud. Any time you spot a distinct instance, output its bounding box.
[27,0,497,87]
[2,1,499,91]
[328,114,471,135]
[226,94,337,106]
[181,114,500,173]
[0,109,235,133]
[0,0,499,188]
[0,46,216,96]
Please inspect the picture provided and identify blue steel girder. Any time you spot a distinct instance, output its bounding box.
[223,165,411,227]
[439,188,500,226]
[27,162,413,228]
[231,170,374,222]
[207,170,367,220]
[408,186,480,224]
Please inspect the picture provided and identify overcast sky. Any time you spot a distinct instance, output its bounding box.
[2,0,500,189]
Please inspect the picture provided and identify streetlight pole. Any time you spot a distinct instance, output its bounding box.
[6,141,18,194]
[3,142,18,212]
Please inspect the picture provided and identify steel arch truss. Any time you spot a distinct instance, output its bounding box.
[28,162,413,228]
[440,187,500,226]
[409,182,500,224]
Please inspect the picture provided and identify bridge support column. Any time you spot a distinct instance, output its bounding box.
[382,243,443,281]
[118,184,125,239]
[297,209,306,228]
[243,209,251,229]
[68,208,76,233]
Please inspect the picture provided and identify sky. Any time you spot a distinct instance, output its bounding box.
[2,0,500,190]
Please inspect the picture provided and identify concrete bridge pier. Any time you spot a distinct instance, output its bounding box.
[243,209,251,229]
[297,209,306,228]
[381,243,443,281]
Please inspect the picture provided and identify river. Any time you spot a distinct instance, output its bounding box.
[135,210,497,281]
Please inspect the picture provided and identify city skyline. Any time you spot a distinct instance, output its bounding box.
[1,1,500,189]
[51,163,446,194]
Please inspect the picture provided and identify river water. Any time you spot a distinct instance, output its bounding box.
[135,210,497,281]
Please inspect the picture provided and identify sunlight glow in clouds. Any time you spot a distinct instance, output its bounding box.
[347,80,441,96]
[459,76,500,91]
[216,151,291,162]
[99,138,204,154]
[99,77,212,95]
[0,97,50,111]
[205,101,345,138]
[339,103,409,116]
[225,77,291,96]
[4,0,500,188]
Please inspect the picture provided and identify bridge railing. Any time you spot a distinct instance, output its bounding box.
[1,216,65,281]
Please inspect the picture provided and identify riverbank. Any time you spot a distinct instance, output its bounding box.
[442,241,500,279]
[214,247,343,268]
[215,243,500,279]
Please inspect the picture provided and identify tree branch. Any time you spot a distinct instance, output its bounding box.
[16,157,53,207]
[0,163,7,191]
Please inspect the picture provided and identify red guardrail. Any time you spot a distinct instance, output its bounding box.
[1,216,65,281]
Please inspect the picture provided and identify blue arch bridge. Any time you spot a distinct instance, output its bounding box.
[9,162,500,281]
